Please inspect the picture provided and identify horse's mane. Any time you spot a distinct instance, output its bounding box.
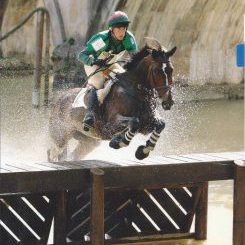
[124,46,150,71]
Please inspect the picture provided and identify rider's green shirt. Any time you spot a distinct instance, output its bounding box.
[78,30,138,66]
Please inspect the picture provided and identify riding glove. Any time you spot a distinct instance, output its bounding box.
[92,59,107,67]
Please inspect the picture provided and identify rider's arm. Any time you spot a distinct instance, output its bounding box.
[78,31,108,66]
[78,48,95,66]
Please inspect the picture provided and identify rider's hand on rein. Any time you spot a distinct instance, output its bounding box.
[92,59,107,67]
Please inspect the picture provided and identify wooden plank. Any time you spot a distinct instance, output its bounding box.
[68,202,90,238]
[195,182,208,240]
[37,161,71,170]
[104,192,131,221]
[183,185,203,232]
[108,219,136,238]
[234,151,245,159]
[0,168,11,173]
[102,161,234,189]
[0,169,90,194]
[54,190,67,245]
[207,152,245,160]
[164,155,196,163]
[233,160,245,245]
[148,189,187,231]
[90,168,104,245]
[166,187,196,213]
[67,217,90,240]
[189,153,228,161]
[25,194,52,218]
[103,232,195,244]
[154,156,187,163]
[134,190,177,233]
[64,232,195,244]
[3,196,45,236]
[0,225,19,244]
[1,164,27,172]
[7,162,44,172]
[21,162,58,171]
[0,201,37,242]
[67,190,90,220]
[66,190,91,239]
[105,199,137,238]
[107,191,155,235]
[140,157,180,165]
[179,154,215,162]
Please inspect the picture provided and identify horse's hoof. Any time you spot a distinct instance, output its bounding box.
[109,140,120,149]
[135,145,149,160]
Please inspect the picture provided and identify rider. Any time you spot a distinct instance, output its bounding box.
[78,11,138,130]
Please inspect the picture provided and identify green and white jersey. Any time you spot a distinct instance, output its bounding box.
[78,30,138,65]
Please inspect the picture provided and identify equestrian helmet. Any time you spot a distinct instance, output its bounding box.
[107,11,130,28]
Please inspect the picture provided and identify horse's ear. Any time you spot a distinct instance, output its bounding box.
[166,46,177,57]
[144,37,162,51]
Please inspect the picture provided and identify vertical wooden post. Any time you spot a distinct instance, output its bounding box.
[54,190,67,245]
[90,168,104,245]
[195,182,208,240]
[233,160,245,245]
[33,11,44,108]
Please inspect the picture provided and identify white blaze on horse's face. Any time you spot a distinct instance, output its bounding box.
[162,63,167,70]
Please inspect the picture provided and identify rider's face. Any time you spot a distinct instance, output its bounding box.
[112,27,127,41]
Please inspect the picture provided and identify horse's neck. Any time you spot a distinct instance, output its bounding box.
[116,71,156,106]
[117,72,139,90]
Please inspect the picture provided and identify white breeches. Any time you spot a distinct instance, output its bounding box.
[84,51,127,89]
[84,65,104,89]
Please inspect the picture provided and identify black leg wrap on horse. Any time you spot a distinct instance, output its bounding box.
[83,87,98,131]
[146,140,155,148]
[131,118,140,133]
[109,134,129,149]
[154,120,165,133]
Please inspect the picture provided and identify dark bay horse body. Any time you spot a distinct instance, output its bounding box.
[48,38,177,161]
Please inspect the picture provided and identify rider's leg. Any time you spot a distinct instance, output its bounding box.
[83,87,99,130]
[83,65,104,131]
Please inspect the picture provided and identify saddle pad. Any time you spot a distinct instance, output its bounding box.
[72,88,87,108]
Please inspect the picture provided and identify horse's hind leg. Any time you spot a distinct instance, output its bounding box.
[109,115,140,149]
[70,132,100,160]
[47,131,70,162]
[135,119,165,160]
[47,142,67,162]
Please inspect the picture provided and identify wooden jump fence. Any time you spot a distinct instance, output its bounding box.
[0,152,244,245]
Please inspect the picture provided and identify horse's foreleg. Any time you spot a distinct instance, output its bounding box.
[47,142,67,162]
[70,133,100,160]
[109,115,140,149]
[135,119,165,160]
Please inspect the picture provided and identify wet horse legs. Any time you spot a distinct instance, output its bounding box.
[109,115,140,149]
[135,119,165,160]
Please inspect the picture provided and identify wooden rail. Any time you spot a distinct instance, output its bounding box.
[0,152,244,245]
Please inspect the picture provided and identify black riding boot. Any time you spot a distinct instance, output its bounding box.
[83,87,98,131]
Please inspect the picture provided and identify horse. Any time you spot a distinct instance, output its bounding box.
[48,38,177,161]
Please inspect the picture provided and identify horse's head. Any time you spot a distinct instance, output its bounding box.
[140,37,177,110]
